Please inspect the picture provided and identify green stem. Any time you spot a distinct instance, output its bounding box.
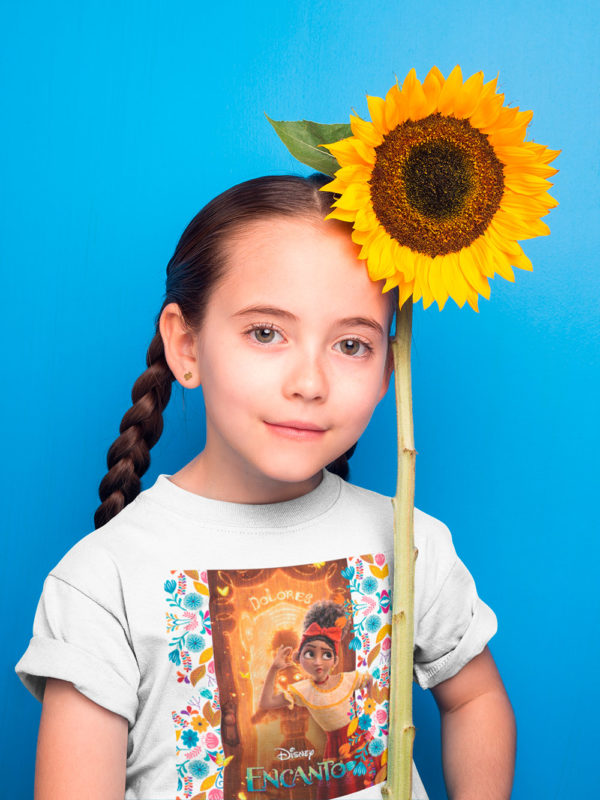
[381,299,416,800]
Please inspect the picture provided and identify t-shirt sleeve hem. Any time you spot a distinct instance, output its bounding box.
[15,636,139,726]
[413,598,498,690]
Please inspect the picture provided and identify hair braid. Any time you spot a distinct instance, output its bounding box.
[94,331,174,529]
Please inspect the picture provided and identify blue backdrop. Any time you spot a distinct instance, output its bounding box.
[2,1,598,798]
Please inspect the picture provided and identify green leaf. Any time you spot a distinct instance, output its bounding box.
[265,115,352,177]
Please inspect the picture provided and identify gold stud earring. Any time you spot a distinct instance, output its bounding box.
[183,371,193,381]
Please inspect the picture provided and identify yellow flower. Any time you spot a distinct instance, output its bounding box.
[321,66,559,311]
[191,715,209,733]
[363,697,377,714]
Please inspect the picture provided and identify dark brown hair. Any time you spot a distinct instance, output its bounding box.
[94,174,398,529]
[295,599,348,660]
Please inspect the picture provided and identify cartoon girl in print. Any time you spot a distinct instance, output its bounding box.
[258,599,384,799]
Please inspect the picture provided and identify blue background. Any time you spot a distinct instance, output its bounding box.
[2,1,598,797]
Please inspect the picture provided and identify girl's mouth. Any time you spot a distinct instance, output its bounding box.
[264,422,327,441]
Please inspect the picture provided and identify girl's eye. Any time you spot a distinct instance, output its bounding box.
[323,651,333,660]
[335,338,373,357]
[247,324,284,345]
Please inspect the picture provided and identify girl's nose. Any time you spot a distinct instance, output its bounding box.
[283,348,328,402]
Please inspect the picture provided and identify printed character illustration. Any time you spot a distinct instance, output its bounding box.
[259,599,384,798]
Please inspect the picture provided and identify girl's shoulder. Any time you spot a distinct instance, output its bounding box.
[42,480,166,605]
[340,478,454,551]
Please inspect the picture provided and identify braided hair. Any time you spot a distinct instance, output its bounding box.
[94,174,398,528]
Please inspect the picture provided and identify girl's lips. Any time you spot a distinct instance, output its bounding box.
[264,422,327,440]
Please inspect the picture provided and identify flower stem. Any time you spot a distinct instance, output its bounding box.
[381,299,416,800]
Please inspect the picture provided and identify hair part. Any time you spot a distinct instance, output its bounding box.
[94,174,399,528]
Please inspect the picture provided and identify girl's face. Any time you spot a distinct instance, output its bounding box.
[182,215,393,502]
[298,639,338,681]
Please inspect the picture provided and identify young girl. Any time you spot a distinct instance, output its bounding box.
[16,174,515,800]
[259,599,384,799]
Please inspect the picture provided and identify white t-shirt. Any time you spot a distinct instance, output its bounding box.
[15,468,497,800]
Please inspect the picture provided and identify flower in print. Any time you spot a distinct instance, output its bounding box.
[363,698,376,715]
[181,729,199,748]
[365,614,382,633]
[361,576,378,594]
[369,738,385,757]
[188,759,210,779]
[191,715,209,733]
[187,634,205,652]
[184,593,203,611]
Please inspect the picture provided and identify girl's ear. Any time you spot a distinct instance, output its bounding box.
[377,342,395,402]
[159,303,201,388]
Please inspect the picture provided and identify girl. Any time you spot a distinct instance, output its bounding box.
[259,599,384,799]
[16,174,515,800]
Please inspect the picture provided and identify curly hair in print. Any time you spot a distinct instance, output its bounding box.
[295,599,348,660]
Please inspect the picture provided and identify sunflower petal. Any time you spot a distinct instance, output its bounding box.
[453,71,484,119]
[350,114,383,148]
[397,281,414,310]
[384,83,408,130]
[366,94,388,135]
[321,176,350,194]
[402,68,433,120]
[333,182,371,211]
[510,244,533,272]
[324,207,357,223]
[334,164,373,184]
[469,75,504,129]
[486,220,522,254]
[396,244,416,282]
[354,204,378,231]
[356,224,382,256]
[494,210,551,239]
[470,236,496,279]
[504,173,553,197]
[428,255,449,310]
[382,274,401,292]
[368,232,398,280]
[415,254,435,309]
[436,65,464,115]
[503,162,558,179]
[526,143,561,164]
[465,289,480,312]
[492,248,515,282]
[422,66,445,107]
[326,137,375,167]
[441,252,469,308]
[459,246,491,298]
[500,190,555,218]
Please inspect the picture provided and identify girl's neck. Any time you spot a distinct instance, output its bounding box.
[169,451,324,505]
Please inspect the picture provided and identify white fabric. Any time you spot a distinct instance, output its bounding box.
[15,468,497,800]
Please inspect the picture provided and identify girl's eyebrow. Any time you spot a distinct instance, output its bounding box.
[232,305,384,337]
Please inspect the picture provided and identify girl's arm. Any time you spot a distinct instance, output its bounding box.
[258,645,293,711]
[430,646,516,800]
[35,678,128,800]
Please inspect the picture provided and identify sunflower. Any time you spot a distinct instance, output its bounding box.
[320,66,559,311]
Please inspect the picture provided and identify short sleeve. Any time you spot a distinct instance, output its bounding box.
[281,682,310,711]
[15,574,140,726]
[413,516,498,689]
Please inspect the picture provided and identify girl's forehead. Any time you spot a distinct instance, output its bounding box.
[302,639,335,653]
[216,216,390,321]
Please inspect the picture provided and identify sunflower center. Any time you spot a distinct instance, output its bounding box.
[370,114,505,257]
[402,141,474,219]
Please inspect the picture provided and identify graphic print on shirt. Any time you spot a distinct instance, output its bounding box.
[164,553,392,800]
